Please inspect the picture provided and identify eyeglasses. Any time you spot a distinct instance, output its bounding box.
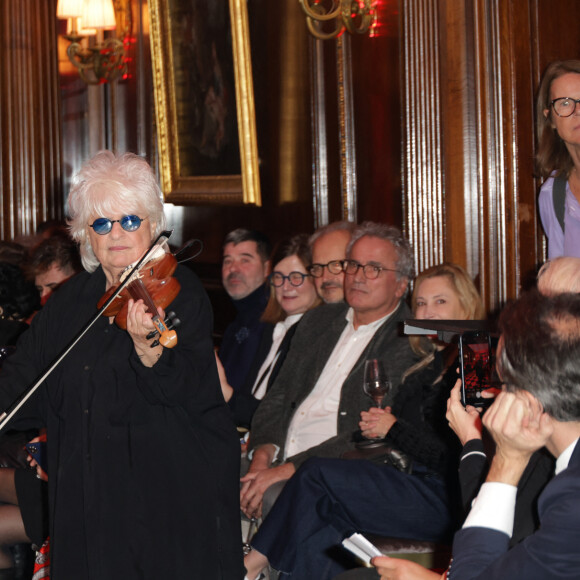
[89,215,147,235]
[342,259,400,280]
[550,97,580,117]
[307,260,345,278]
[270,271,311,287]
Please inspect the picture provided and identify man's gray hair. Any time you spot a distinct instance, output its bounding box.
[498,290,580,421]
[537,257,580,296]
[346,221,415,280]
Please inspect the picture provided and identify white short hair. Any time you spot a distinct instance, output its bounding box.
[67,151,166,272]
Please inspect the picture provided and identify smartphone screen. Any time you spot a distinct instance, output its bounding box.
[460,330,496,409]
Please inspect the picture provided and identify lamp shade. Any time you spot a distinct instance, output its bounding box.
[82,0,117,30]
[57,0,85,18]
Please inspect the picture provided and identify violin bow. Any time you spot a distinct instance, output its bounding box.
[0,230,174,433]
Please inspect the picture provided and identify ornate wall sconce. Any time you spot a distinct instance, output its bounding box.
[299,0,377,40]
[56,0,132,84]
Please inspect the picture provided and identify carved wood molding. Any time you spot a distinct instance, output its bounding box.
[401,0,445,276]
[336,35,358,223]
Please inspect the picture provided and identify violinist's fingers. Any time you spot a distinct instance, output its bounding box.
[126,299,155,337]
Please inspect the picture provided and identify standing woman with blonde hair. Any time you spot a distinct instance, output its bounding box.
[537,59,580,258]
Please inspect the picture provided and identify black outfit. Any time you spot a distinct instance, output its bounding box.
[0,265,243,579]
[228,321,299,429]
[218,284,270,392]
[14,468,48,549]
[0,320,28,348]
[251,349,462,580]
[458,439,554,546]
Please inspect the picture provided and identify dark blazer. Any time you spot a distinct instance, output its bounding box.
[249,301,417,469]
[228,321,299,429]
[458,439,554,547]
[449,440,580,579]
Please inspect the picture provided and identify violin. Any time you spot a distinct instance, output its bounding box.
[97,247,181,348]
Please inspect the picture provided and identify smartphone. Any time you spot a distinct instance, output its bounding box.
[459,330,496,410]
[25,441,48,474]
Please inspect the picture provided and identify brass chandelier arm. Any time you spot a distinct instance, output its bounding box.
[342,0,375,35]
[299,0,376,40]
[299,0,342,21]
[57,0,132,84]
[306,18,345,40]
[66,38,126,85]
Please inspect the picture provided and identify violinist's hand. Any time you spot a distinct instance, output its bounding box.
[359,407,397,439]
[127,298,164,367]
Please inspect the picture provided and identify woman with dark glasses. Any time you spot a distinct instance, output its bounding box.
[0,151,243,579]
[537,59,580,258]
[217,234,321,430]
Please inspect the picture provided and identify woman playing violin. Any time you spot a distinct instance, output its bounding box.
[0,151,243,579]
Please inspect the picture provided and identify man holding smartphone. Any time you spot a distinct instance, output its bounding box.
[448,290,580,580]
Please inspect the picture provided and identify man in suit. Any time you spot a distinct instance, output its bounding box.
[448,290,580,580]
[240,222,417,519]
[308,221,355,304]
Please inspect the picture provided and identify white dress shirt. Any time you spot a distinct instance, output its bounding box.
[251,313,303,401]
[463,437,579,536]
[283,308,392,459]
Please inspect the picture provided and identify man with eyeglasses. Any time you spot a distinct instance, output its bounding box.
[240,222,417,521]
[308,221,355,303]
[219,228,272,393]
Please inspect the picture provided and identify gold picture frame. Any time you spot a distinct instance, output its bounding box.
[149,0,261,205]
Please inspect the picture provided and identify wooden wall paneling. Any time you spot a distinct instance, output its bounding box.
[310,37,330,228]
[336,35,358,223]
[0,0,62,241]
[496,1,539,297]
[402,0,445,275]
[471,0,509,309]
[463,0,537,309]
[276,0,311,207]
[408,0,541,310]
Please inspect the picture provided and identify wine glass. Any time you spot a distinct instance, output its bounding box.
[363,359,391,408]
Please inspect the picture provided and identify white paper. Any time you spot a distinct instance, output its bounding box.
[341,533,383,565]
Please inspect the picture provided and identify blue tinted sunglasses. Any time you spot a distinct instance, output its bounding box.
[89,215,147,235]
